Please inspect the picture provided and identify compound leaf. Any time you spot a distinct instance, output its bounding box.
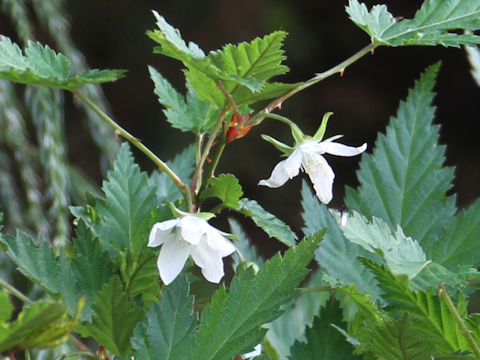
[347,0,480,47]
[345,63,456,258]
[194,233,322,360]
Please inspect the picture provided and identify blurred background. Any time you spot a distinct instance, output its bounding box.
[1,0,480,254]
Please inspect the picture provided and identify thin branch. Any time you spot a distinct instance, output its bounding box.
[249,42,377,126]
[0,277,32,304]
[73,89,193,212]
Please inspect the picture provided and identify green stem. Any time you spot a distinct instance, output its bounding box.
[73,89,193,212]
[0,278,32,304]
[191,110,226,197]
[249,42,377,126]
[439,283,480,357]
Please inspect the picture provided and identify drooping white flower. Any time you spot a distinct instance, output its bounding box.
[259,139,367,204]
[148,214,236,285]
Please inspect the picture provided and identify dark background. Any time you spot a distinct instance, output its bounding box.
[4,1,480,252]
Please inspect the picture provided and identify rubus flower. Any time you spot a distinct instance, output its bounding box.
[148,214,236,285]
[258,112,367,204]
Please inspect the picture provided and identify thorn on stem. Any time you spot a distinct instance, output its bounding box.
[370,48,375,55]
[340,68,345,76]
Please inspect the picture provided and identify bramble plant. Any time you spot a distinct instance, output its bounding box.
[1,1,480,359]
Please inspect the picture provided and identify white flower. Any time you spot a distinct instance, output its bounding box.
[259,140,367,204]
[148,215,236,285]
[241,344,262,359]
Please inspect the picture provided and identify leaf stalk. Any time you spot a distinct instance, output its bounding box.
[72,89,194,212]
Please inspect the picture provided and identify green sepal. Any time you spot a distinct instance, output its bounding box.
[261,134,294,155]
[312,112,333,141]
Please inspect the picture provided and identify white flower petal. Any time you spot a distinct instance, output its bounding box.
[179,215,205,245]
[148,220,178,247]
[191,240,225,283]
[242,344,262,359]
[258,147,303,188]
[318,141,367,157]
[157,238,191,285]
[303,152,335,204]
[204,226,236,257]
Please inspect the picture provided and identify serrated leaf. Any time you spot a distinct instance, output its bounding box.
[194,233,322,360]
[341,211,429,279]
[361,313,434,360]
[144,275,197,359]
[70,221,113,321]
[151,143,196,204]
[432,198,480,270]
[290,297,360,360]
[363,259,474,355]
[1,231,61,293]
[95,143,157,258]
[189,31,291,107]
[201,173,244,208]
[301,181,380,301]
[346,0,480,47]
[345,63,456,258]
[149,66,218,133]
[0,36,125,89]
[82,276,143,357]
[0,300,80,352]
[265,269,328,360]
[232,198,297,247]
[123,250,160,305]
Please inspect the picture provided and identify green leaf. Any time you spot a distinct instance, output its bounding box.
[345,63,456,258]
[290,297,360,360]
[265,269,328,360]
[194,233,323,360]
[82,276,143,357]
[232,198,297,247]
[70,221,113,321]
[0,300,80,352]
[300,181,380,301]
[346,0,480,47]
[432,198,480,270]
[144,275,197,359]
[149,66,218,133]
[363,259,474,355]
[95,143,157,258]
[229,218,264,271]
[341,211,429,279]
[189,31,291,107]
[1,231,61,293]
[361,313,434,360]
[148,11,206,61]
[123,250,161,306]
[201,173,244,208]
[0,36,125,89]
[0,292,13,324]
